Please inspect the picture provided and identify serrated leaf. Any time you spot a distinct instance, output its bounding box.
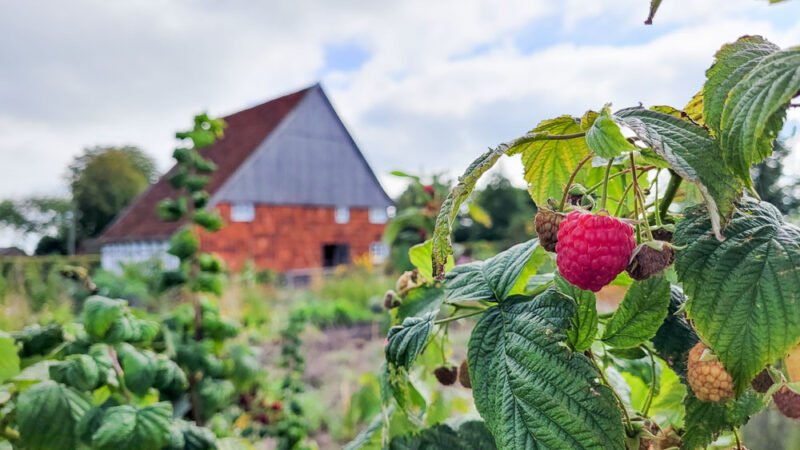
[49,354,101,391]
[554,274,597,352]
[432,133,556,279]
[385,312,435,370]
[17,380,92,450]
[520,116,591,208]
[674,198,800,394]
[394,285,444,324]
[117,343,158,397]
[0,333,20,382]
[468,291,624,449]
[92,402,173,450]
[602,277,671,349]
[408,240,452,281]
[720,46,800,181]
[704,36,779,136]
[616,107,742,240]
[586,106,636,159]
[12,323,64,357]
[83,296,127,339]
[444,239,544,303]
[167,419,218,450]
[681,390,763,449]
[389,421,496,450]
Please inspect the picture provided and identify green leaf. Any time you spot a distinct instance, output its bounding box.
[385,312,435,370]
[0,333,20,382]
[468,291,624,449]
[92,402,173,450]
[674,198,800,393]
[83,296,126,340]
[585,106,636,159]
[408,240,452,281]
[168,228,199,260]
[17,380,92,450]
[444,239,544,303]
[12,323,64,357]
[650,285,699,381]
[602,277,671,349]
[468,203,493,227]
[704,36,779,136]
[49,354,101,391]
[432,133,564,279]
[198,378,235,420]
[117,343,158,397]
[394,286,444,324]
[153,355,189,395]
[167,419,218,450]
[720,46,800,181]
[554,274,597,352]
[681,391,763,449]
[520,116,591,208]
[389,421,496,449]
[616,107,742,240]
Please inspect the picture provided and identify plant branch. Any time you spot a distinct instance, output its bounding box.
[588,350,634,434]
[630,153,653,241]
[653,169,662,227]
[434,309,486,325]
[558,152,596,210]
[600,158,615,211]
[108,346,132,401]
[641,347,657,416]
[658,171,681,222]
[613,182,636,217]
[584,165,656,195]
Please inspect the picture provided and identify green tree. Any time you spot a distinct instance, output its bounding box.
[453,173,536,244]
[69,146,157,239]
[752,139,800,215]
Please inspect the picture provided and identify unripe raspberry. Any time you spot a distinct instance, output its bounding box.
[773,386,800,419]
[433,366,458,386]
[459,359,471,389]
[687,342,734,402]
[534,209,565,252]
[626,241,675,281]
[555,211,635,292]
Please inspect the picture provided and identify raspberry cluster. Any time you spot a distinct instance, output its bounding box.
[555,211,635,292]
[687,342,734,402]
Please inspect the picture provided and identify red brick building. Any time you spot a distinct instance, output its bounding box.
[99,85,393,274]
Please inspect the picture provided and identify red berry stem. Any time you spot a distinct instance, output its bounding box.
[558,152,595,211]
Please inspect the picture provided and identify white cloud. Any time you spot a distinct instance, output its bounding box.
[1,0,800,248]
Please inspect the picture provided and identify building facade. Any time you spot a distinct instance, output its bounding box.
[99,84,393,274]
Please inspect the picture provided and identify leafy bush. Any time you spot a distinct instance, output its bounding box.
[350,35,800,450]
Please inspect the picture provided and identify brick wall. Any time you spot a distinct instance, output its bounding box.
[196,203,386,272]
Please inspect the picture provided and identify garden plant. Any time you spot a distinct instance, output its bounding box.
[356,35,800,449]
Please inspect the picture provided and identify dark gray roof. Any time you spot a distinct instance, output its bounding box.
[211,85,393,209]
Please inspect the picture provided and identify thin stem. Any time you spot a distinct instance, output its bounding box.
[108,346,132,401]
[641,347,657,416]
[540,131,587,140]
[658,171,681,222]
[653,169,662,227]
[630,154,653,241]
[440,323,449,364]
[600,158,615,211]
[588,351,634,434]
[558,152,595,210]
[613,181,636,217]
[434,309,485,325]
[733,427,742,449]
[584,165,656,195]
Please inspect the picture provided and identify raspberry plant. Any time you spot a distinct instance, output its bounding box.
[0,115,265,449]
[353,35,800,449]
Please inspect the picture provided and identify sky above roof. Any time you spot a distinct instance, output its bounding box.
[2,0,800,206]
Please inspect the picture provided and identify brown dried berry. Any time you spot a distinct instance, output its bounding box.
[433,366,458,386]
[396,270,422,297]
[751,368,775,394]
[651,227,673,242]
[383,291,400,310]
[626,242,675,281]
[459,359,471,389]
[534,209,566,252]
[687,342,734,402]
[773,385,800,419]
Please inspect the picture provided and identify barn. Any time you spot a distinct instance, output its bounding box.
[98,84,394,276]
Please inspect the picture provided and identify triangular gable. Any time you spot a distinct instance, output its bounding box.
[210,85,394,208]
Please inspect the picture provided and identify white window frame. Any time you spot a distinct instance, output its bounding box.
[230,202,255,222]
[369,241,389,264]
[335,206,350,224]
[368,207,389,224]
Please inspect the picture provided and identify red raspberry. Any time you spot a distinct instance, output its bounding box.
[555,211,635,292]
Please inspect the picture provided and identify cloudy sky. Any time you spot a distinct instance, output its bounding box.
[2,1,800,214]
